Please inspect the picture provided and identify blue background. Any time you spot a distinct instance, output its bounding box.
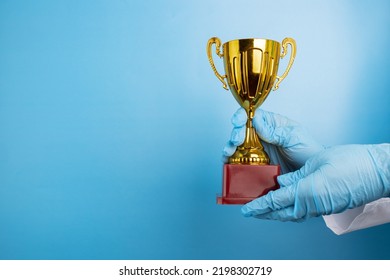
[0,0,389,259]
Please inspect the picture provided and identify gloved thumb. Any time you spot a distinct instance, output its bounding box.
[252,109,298,147]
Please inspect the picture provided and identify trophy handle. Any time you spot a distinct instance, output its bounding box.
[207,37,228,90]
[273,37,297,91]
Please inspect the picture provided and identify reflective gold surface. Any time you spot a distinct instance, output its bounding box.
[207,37,296,164]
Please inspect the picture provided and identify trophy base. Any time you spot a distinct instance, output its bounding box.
[217,164,280,205]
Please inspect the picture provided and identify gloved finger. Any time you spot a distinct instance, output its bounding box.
[277,158,321,187]
[252,175,318,222]
[253,207,306,223]
[221,155,229,164]
[241,185,296,217]
[254,176,329,222]
[230,126,245,146]
[277,169,306,187]
[222,141,236,157]
[231,107,247,127]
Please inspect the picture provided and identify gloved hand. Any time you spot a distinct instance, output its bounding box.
[241,144,390,222]
[223,107,324,173]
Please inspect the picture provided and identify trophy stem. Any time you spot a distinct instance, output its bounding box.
[228,113,270,165]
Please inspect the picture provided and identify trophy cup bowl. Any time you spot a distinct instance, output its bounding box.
[207,37,296,204]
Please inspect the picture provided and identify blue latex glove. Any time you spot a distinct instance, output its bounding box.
[242,144,390,222]
[223,107,324,174]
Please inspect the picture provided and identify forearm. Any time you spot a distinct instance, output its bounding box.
[324,143,390,235]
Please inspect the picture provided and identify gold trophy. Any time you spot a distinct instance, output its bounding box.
[207,37,296,204]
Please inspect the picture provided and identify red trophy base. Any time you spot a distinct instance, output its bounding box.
[217,164,280,205]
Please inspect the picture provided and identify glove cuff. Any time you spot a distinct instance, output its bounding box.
[369,144,390,196]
